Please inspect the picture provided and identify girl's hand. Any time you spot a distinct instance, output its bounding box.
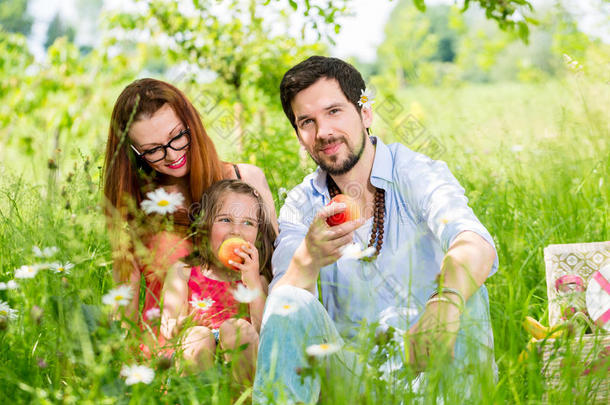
[229,242,262,290]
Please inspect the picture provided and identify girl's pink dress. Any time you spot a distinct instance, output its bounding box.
[138,231,192,358]
[188,266,249,330]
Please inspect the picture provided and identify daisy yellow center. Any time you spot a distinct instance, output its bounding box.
[0,310,7,316]
[58,267,64,272]
[114,295,124,301]
[361,96,368,103]
[157,200,170,207]
[319,344,329,350]
[133,372,142,379]
[197,302,208,308]
[27,267,35,272]
[282,304,291,310]
[441,218,449,224]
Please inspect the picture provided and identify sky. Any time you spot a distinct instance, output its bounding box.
[26,0,609,62]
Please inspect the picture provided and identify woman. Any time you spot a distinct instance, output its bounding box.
[102,78,277,338]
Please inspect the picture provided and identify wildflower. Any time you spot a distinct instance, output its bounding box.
[14,264,41,279]
[145,307,161,320]
[306,342,341,357]
[140,188,184,215]
[0,300,18,320]
[50,262,74,274]
[341,243,376,260]
[0,280,18,290]
[190,297,214,312]
[278,187,288,199]
[232,284,260,303]
[31,305,44,324]
[358,88,375,109]
[276,302,298,316]
[120,364,155,385]
[510,144,524,153]
[102,285,133,307]
[32,246,58,258]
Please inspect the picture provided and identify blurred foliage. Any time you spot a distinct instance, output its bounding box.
[0,0,32,36]
[371,1,610,87]
[44,13,76,51]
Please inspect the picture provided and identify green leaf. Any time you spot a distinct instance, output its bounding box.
[413,0,426,12]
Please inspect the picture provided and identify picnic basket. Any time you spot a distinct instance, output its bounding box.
[540,241,610,403]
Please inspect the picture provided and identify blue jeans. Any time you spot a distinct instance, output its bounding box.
[253,285,496,404]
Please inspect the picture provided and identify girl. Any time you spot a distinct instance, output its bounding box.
[161,180,275,383]
[102,78,277,333]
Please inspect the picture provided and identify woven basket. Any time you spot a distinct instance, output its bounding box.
[541,242,610,404]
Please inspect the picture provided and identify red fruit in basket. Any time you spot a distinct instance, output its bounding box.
[218,237,247,270]
[326,194,361,226]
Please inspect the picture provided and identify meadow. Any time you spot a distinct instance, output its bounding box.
[1,64,607,403]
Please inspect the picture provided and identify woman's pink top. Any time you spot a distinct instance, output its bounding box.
[188,266,247,329]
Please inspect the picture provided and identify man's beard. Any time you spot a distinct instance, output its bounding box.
[313,129,366,176]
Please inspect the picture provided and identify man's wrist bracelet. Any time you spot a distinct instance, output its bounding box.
[425,296,464,311]
[428,287,465,309]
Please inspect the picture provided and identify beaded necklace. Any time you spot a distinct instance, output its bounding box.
[326,176,385,258]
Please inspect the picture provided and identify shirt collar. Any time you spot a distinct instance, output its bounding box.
[311,136,394,196]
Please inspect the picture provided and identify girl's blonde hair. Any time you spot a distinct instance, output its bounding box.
[194,180,275,282]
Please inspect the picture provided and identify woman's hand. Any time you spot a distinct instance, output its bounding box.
[229,242,263,290]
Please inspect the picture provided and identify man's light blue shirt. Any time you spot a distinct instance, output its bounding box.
[270,136,498,337]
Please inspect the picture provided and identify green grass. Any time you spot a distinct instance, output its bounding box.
[0,75,608,403]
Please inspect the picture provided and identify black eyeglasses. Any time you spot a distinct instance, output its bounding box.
[131,128,191,163]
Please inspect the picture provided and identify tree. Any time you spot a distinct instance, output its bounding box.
[0,0,33,36]
[45,13,76,50]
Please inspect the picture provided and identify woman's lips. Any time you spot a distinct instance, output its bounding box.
[168,154,186,169]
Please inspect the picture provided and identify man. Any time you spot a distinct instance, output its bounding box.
[253,56,498,403]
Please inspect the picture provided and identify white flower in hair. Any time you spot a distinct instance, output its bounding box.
[140,188,185,215]
[358,88,375,109]
[306,342,341,357]
[232,284,261,303]
[120,364,155,385]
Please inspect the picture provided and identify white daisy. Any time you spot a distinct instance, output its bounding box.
[145,307,161,320]
[275,302,298,316]
[358,88,375,109]
[102,285,133,306]
[50,262,74,274]
[341,243,376,260]
[0,280,18,290]
[232,284,261,303]
[0,300,18,320]
[190,297,215,312]
[140,188,184,215]
[305,342,341,357]
[14,264,42,279]
[120,364,155,385]
[32,246,58,258]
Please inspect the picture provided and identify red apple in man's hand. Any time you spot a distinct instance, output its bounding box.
[326,194,361,226]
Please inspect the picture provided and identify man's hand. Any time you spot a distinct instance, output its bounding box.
[406,301,462,372]
[275,202,365,292]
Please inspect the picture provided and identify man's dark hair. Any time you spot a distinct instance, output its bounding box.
[280,56,366,131]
